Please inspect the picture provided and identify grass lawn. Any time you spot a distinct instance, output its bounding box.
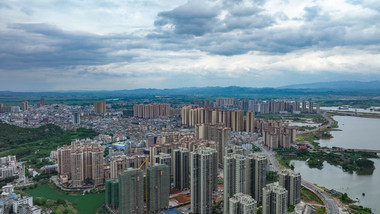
[25,184,105,214]
[301,186,324,205]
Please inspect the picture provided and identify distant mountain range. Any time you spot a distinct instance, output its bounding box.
[280,80,380,90]
[1,81,380,97]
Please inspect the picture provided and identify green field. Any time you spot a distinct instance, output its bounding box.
[25,184,105,214]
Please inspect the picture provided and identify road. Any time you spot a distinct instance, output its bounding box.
[298,112,334,135]
[253,140,340,214]
[302,180,340,214]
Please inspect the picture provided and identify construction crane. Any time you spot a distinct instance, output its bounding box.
[138,158,148,212]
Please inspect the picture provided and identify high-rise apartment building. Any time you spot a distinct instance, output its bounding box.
[118,168,144,214]
[40,97,45,106]
[231,110,244,132]
[216,98,235,108]
[109,155,148,179]
[191,147,217,214]
[94,101,106,114]
[301,101,307,113]
[133,103,171,118]
[245,153,267,203]
[245,111,255,133]
[240,100,255,112]
[155,153,172,177]
[293,101,300,112]
[181,107,214,127]
[194,100,216,108]
[229,193,257,214]
[105,179,119,210]
[263,126,297,149]
[57,146,72,177]
[149,143,180,164]
[316,103,320,113]
[262,184,288,214]
[147,164,170,213]
[278,170,301,206]
[72,112,80,124]
[21,101,28,111]
[57,140,105,187]
[173,147,189,190]
[195,123,231,165]
[224,153,246,214]
[181,106,245,131]
[309,101,314,113]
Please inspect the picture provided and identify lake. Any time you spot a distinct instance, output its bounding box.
[294,115,380,212]
[291,159,380,213]
[317,116,380,150]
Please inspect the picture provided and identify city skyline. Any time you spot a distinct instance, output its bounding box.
[1,96,379,213]
[1,0,380,91]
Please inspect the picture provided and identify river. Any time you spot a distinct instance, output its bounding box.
[317,116,380,150]
[293,115,380,212]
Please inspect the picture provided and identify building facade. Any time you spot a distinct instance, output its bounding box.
[118,168,144,214]
[191,147,217,214]
[229,193,257,214]
[173,147,189,190]
[94,101,106,114]
[262,184,288,214]
[147,164,170,213]
[278,170,301,206]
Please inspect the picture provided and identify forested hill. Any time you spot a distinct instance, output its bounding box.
[0,123,98,160]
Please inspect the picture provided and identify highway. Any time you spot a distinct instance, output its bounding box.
[253,139,341,214]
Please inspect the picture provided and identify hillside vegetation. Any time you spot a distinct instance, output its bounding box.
[0,123,97,160]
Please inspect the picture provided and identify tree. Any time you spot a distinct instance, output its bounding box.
[356,159,374,169]
[103,148,109,157]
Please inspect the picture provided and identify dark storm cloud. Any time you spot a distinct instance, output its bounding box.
[149,0,380,55]
[1,0,379,72]
[155,0,275,36]
[0,23,139,70]
[155,1,220,36]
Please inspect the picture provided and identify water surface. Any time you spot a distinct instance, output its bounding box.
[317,116,380,150]
[292,160,380,213]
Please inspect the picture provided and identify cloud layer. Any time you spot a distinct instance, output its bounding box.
[0,0,380,91]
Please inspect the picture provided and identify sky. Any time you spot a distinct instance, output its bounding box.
[0,0,380,91]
